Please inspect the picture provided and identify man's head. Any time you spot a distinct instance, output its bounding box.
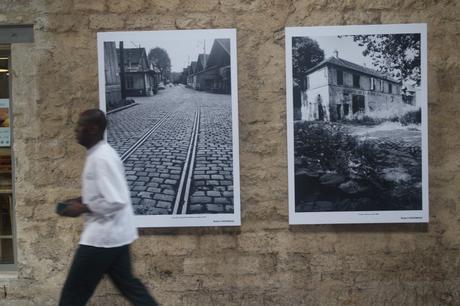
[75,109,107,148]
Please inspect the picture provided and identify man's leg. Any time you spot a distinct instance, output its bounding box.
[59,245,115,306]
[108,245,158,306]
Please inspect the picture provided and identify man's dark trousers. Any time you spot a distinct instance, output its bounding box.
[59,244,158,306]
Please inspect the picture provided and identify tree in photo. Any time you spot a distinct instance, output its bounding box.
[148,47,171,83]
[352,34,421,85]
[292,37,325,88]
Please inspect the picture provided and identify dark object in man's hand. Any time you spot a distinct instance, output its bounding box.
[59,201,90,218]
[56,202,70,215]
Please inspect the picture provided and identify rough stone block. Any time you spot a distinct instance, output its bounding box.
[107,0,147,13]
[89,14,125,30]
[74,1,106,12]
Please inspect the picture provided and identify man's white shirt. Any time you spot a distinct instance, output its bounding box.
[80,141,138,247]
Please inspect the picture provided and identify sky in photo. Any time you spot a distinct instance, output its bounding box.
[122,38,215,73]
[308,34,421,86]
[309,35,376,70]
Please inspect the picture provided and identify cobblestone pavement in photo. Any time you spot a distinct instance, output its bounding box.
[188,97,234,214]
[107,85,234,215]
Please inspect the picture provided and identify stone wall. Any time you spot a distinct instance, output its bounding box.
[1,0,459,305]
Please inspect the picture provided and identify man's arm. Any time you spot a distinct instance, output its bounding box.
[85,157,128,215]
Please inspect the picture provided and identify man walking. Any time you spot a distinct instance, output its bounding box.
[58,109,158,306]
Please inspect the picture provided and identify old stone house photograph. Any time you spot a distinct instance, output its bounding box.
[300,51,404,122]
[97,29,240,227]
[286,24,428,224]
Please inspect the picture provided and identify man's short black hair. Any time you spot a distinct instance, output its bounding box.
[80,109,107,133]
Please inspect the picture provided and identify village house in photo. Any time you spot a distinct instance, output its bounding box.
[185,39,231,94]
[116,47,161,97]
[104,42,162,110]
[286,24,428,225]
[97,29,240,228]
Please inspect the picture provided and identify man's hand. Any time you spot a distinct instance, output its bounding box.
[59,198,90,217]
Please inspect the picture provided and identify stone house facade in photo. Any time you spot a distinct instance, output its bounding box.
[301,51,402,121]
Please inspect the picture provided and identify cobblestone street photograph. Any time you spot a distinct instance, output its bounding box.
[97,29,240,227]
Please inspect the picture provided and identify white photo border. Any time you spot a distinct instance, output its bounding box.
[285,24,429,224]
[97,29,241,227]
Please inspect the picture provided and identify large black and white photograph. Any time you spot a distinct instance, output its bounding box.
[286,24,428,224]
[97,29,240,227]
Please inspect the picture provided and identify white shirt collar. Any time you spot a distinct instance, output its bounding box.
[86,140,106,156]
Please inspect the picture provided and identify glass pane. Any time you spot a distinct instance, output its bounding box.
[0,55,8,99]
[0,148,11,190]
[0,194,11,235]
[0,47,13,267]
[0,238,13,264]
